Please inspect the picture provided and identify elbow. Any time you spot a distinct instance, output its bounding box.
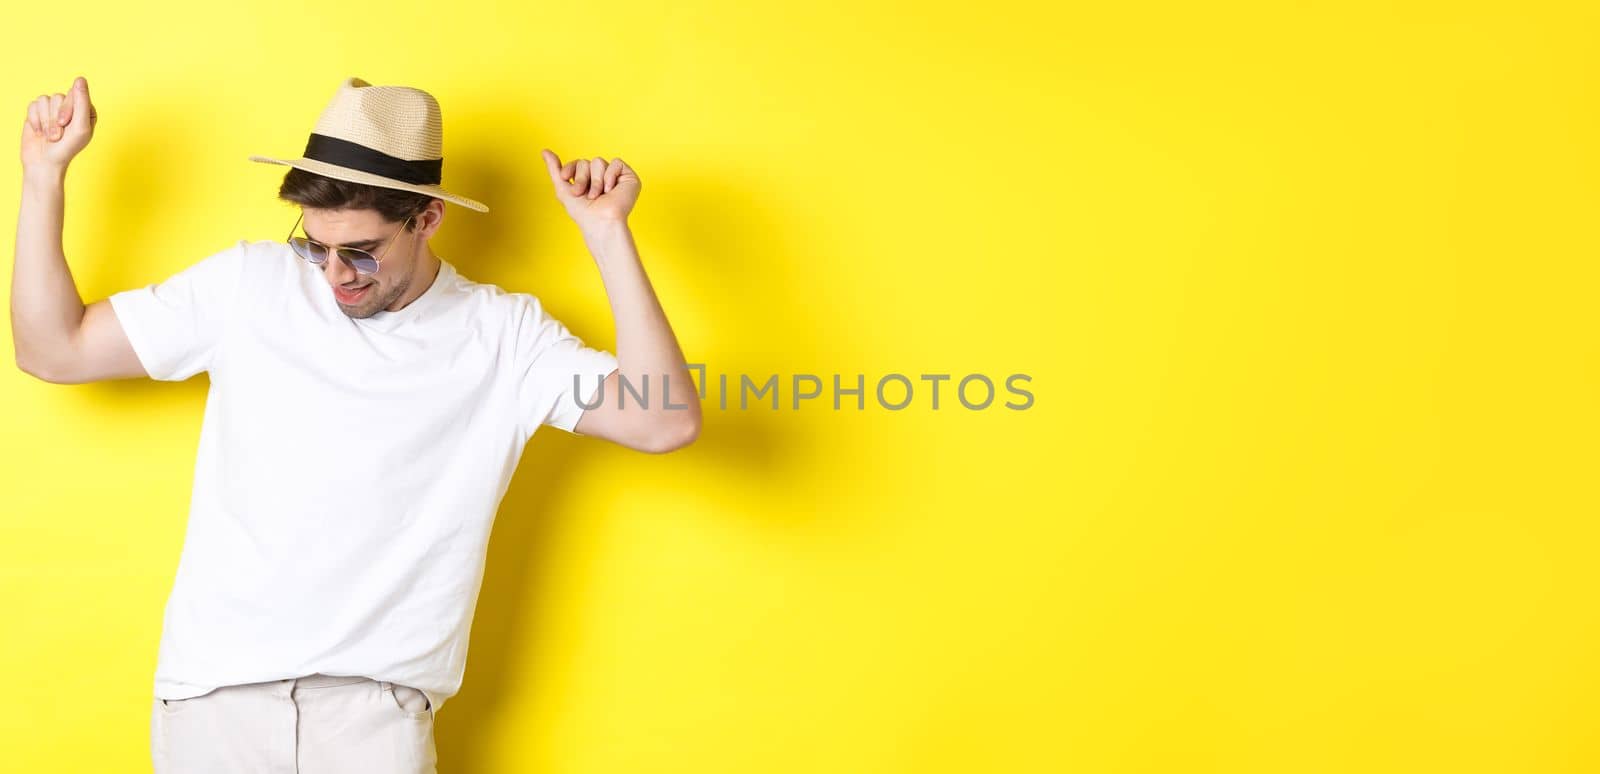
[15,348,84,384]
[19,364,75,384]
[637,413,701,454]
[15,351,64,384]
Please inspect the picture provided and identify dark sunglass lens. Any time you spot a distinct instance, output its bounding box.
[338,249,380,275]
[290,237,328,264]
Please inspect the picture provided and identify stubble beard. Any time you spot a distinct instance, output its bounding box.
[339,273,411,320]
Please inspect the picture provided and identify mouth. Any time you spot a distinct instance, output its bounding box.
[334,284,373,305]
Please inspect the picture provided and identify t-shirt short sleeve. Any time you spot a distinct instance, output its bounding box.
[106,240,250,381]
[510,295,619,435]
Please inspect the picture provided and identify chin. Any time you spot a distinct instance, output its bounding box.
[341,302,383,319]
[336,297,380,319]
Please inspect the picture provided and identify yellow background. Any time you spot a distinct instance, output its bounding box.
[3,1,1597,771]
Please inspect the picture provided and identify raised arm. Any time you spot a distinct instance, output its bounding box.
[12,76,144,384]
[540,149,701,453]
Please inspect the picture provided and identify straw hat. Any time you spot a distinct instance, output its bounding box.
[249,77,488,213]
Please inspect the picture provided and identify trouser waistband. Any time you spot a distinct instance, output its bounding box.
[291,673,372,689]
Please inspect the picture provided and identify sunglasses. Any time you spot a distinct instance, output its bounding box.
[286,212,415,276]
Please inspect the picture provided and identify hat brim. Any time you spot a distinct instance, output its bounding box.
[248,155,489,213]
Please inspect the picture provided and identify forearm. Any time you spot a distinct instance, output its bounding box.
[11,165,86,373]
[581,220,699,428]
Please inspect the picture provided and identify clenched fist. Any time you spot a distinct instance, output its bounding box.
[20,76,96,174]
[541,149,640,232]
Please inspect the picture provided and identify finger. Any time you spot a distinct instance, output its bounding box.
[75,77,96,131]
[31,96,48,135]
[588,157,606,199]
[26,99,40,135]
[563,163,582,196]
[571,158,590,197]
[618,159,639,194]
[47,94,64,139]
[72,76,90,121]
[60,77,84,128]
[540,148,565,188]
[603,158,623,193]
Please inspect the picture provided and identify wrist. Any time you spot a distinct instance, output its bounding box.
[22,164,66,189]
[579,218,637,267]
[578,216,630,240]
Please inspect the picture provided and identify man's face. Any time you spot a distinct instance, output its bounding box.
[300,207,420,319]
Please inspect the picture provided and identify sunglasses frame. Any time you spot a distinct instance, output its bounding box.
[286,211,415,276]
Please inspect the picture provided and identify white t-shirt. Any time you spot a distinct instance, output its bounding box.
[108,239,619,713]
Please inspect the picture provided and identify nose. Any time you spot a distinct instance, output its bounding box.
[322,252,358,287]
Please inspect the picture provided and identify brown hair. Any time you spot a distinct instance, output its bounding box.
[277,167,435,229]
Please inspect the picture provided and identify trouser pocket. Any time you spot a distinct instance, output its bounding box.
[384,681,432,719]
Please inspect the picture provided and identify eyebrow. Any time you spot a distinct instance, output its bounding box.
[304,229,383,250]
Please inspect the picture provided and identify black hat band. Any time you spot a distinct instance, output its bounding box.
[302,133,442,186]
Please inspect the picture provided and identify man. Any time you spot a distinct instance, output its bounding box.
[13,75,700,772]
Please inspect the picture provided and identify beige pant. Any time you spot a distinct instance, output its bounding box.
[149,673,438,773]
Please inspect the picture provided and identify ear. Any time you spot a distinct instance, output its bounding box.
[415,199,446,240]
